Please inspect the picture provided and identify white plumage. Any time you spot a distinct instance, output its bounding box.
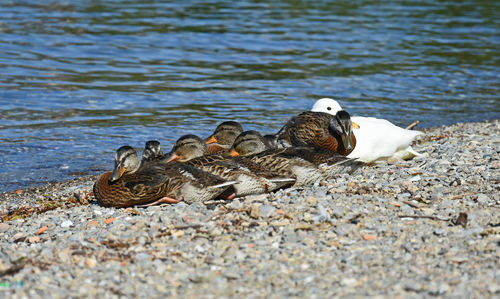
[311,98,424,163]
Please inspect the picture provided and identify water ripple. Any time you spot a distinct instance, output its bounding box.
[0,0,499,191]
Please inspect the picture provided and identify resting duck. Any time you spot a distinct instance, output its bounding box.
[230,131,364,182]
[311,98,424,162]
[205,121,243,154]
[93,146,235,208]
[275,111,356,156]
[165,135,296,196]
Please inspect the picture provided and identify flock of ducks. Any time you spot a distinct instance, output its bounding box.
[94,98,423,208]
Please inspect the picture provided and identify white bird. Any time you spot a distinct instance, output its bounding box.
[311,98,424,163]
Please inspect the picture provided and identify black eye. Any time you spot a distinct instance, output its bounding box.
[327,107,331,110]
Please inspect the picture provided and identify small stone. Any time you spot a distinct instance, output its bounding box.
[13,232,24,242]
[28,236,40,243]
[305,197,318,205]
[223,269,240,279]
[250,204,260,219]
[229,199,241,209]
[0,223,10,233]
[35,226,48,235]
[429,282,449,295]
[341,277,357,286]
[362,235,377,241]
[85,258,97,268]
[61,220,73,228]
[258,205,276,218]
[488,283,500,294]
[88,220,99,227]
[433,228,447,236]
[421,208,434,216]
[476,194,489,204]
[302,213,313,222]
[210,229,222,237]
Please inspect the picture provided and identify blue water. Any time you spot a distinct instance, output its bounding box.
[0,1,499,192]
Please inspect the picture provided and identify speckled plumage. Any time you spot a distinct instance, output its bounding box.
[165,135,295,196]
[231,131,364,185]
[275,111,356,156]
[93,146,235,208]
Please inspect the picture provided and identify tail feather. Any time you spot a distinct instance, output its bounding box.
[320,158,365,176]
[210,180,238,189]
[269,177,296,189]
[394,146,425,161]
[269,178,296,184]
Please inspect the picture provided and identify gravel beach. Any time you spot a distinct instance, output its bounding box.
[1,120,498,298]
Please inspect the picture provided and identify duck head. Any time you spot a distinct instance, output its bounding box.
[109,146,141,183]
[230,130,268,157]
[205,121,243,146]
[311,98,343,114]
[165,134,206,162]
[312,98,360,129]
[329,110,355,152]
[142,140,163,162]
[262,134,278,149]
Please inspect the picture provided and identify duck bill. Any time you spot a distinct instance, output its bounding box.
[352,122,360,129]
[110,163,126,182]
[341,132,353,151]
[229,149,240,157]
[205,135,218,144]
[165,152,181,163]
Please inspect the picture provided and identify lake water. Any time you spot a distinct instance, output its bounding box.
[0,0,499,192]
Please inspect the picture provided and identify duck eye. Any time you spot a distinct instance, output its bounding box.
[327,107,331,110]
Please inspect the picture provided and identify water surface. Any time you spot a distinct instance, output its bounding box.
[0,1,499,191]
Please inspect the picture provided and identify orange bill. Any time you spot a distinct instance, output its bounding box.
[110,165,127,182]
[166,153,180,162]
[229,149,240,157]
[205,135,218,144]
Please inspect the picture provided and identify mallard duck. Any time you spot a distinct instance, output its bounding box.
[228,131,324,186]
[275,111,356,156]
[164,134,296,196]
[311,98,424,162]
[142,139,238,201]
[230,131,364,181]
[93,146,235,208]
[205,121,244,154]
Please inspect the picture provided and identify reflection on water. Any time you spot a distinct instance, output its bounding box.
[0,0,499,191]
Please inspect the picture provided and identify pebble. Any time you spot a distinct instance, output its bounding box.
[0,120,498,298]
[60,220,73,228]
[0,223,10,232]
[476,193,489,204]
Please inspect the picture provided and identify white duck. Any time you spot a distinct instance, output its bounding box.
[311,98,424,163]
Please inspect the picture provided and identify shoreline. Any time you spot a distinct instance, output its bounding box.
[1,118,499,195]
[0,119,498,297]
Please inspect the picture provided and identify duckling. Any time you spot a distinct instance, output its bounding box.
[205,121,244,154]
[141,140,163,164]
[230,131,364,182]
[311,98,424,162]
[164,135,295,196]
[93,146,235,208]
[275,111,356,156]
